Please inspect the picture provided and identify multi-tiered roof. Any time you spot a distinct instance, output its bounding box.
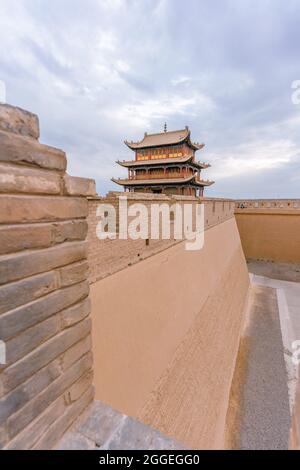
[112,126,214,196]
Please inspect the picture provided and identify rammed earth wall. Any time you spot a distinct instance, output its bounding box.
[88,194,250,449]
[0,104,96,449]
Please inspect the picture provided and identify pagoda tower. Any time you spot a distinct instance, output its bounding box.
[112,126,214,196]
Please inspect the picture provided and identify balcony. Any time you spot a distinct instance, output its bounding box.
[130,171,194,180]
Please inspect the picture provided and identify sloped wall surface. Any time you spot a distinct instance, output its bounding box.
[90,215,250,449]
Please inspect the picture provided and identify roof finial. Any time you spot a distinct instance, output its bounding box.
[164,122,167,133]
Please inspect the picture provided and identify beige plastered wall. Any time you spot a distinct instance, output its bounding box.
[235,209,300,262]
[90,216,249,449]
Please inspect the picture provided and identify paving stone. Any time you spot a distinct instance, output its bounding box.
[56,400,185,450]
[77,400,125,447]
[105,415,185,450]
[55,431,96,450]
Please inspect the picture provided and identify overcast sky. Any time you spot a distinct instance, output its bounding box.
[0,0,300,198]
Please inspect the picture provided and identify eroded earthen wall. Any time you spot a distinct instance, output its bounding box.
[0,104,96,449]
[235,200,300,262]
[90,208,250,449]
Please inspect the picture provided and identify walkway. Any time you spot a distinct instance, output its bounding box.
[237,282,291,449]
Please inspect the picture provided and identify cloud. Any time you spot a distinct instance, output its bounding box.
[0,0,299,198]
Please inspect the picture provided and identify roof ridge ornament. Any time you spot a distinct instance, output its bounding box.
[164,122,167,133]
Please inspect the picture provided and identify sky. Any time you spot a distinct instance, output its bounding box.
[0,0,300,198]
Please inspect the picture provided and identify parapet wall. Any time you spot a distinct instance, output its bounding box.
[87,192,235,283]
[0,104,95,449]
[90,200,250,448]
[235,199,300,262]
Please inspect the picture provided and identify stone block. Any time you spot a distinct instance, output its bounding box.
[0,270,58,315]
[5,315,61,366]
[5,396,66,450]
[60,297,91,328]
[0,129,66,171]
[33,385,94,450]
[0,163,61,195]
[0,223,53,255]
[7,352,92,439]
[0,221,87,256]
[52,220,88,244]
[0,104,39,139]
[0,195,88,224]
[0,359,61,423]
[58,260,89,287]
[1,318,91,394]
[64,175,96,196]
[0,240,87,285]
[0,280,89,341]
[64,370,93,404]
[60,335,92,371]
